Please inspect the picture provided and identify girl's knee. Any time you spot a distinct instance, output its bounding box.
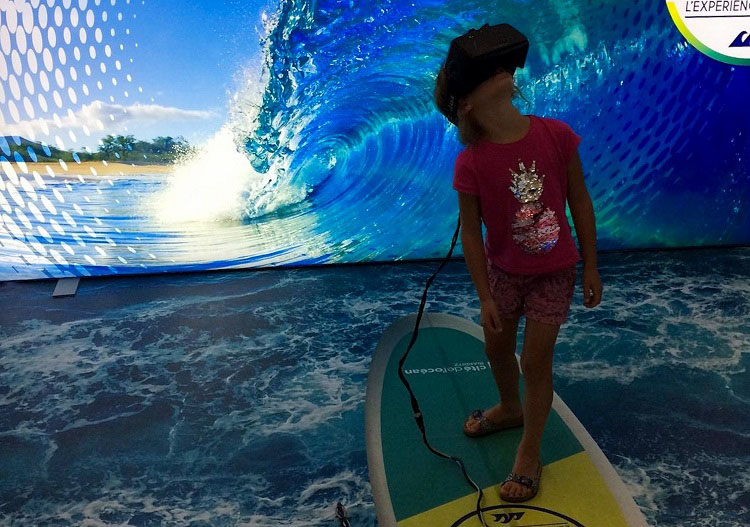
[520,355,553,378]
[483,317,520,355]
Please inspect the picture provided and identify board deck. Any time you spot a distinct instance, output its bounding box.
[365,312,649,527]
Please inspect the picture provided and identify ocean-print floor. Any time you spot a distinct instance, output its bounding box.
[1,247,749,526]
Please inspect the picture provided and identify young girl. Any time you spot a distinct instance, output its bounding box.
[433,61,603,502]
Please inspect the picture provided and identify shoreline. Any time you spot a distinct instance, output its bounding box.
[14,161,176,176]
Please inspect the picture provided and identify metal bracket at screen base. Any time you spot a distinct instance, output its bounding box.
[52,277,80,297]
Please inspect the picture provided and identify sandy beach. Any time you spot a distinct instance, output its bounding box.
[15,161,176,177]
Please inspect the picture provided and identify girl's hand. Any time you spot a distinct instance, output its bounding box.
[480,298,503,333]
[582,266,603,308]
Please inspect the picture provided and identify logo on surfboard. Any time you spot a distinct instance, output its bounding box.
[450,504,586,527]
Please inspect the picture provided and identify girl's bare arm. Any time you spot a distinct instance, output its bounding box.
[566,149,598,269]
[458,191,493,301]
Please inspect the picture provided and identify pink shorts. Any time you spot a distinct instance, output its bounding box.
[486,262,577,326]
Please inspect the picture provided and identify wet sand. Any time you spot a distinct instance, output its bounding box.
[14,161,175,177]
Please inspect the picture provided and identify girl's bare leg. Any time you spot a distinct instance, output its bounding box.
[501,317,560,499]
[464,316,523,435]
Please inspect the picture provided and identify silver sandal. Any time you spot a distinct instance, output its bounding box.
[500,458,542,502]
[463,409,524,437]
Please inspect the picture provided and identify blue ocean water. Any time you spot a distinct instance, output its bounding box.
[2,0,749,281]
[1,247,749,525]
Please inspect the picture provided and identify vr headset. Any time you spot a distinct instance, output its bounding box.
[442,23,529,125]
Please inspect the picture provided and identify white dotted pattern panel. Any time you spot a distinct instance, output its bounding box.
[0,0,150,278]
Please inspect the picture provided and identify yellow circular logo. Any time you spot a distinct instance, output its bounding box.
[666,1,750,65]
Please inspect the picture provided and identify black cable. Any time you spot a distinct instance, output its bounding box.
[335,501,351,527]
[396,213,490,527]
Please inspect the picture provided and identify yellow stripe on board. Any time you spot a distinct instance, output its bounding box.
[398,451,629,527]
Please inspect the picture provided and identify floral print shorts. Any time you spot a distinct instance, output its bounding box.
[486,261,577,326]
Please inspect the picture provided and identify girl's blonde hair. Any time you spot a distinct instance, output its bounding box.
[434,67,530,146]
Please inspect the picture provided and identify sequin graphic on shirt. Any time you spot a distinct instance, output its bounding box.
[508,158,560,254]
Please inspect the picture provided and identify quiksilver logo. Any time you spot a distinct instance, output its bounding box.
[729,31,750,47]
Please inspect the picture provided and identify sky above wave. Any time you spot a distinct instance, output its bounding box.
[1,0,274,151]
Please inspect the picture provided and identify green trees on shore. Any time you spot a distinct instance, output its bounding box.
[3,134,195,164]
[97,135,194,163]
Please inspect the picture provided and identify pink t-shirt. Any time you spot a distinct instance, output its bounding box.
[452,114,582,275]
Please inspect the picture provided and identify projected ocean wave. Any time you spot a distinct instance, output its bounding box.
[1,0,748,281]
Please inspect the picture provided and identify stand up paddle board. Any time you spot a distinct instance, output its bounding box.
[365,312,649,527]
